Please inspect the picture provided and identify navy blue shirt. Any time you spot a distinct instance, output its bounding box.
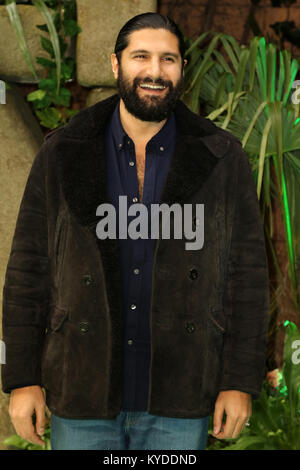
[105,100,176,410]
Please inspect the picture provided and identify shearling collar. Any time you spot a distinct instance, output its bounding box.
[50,93,233,232]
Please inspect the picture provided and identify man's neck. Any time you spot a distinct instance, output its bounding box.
[119,99,167,148]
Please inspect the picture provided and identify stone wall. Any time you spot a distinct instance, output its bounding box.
[158,0,300,57]
[0,5,50,83]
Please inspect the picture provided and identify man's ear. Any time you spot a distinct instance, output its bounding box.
[111,53,119,80]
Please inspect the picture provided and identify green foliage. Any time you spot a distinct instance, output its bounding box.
[207,321,300,450]
[3,423,51,450]
[62,18,80,37]
[4,0,80,129]
[5,0,38,80]
[36,106,61,127]
[23,0,81,129]
[182,32,300,310]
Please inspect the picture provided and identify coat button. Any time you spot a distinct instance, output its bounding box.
[79,321,89,334]
[185,321,195,333]
[83,274,93,286]
[189,268,198,280]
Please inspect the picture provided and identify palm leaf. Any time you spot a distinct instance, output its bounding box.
[5,0,38,80]
[183,30,300,305]
[276,51,285,101]
[184,31,209,56]
[185,33,222,94]
[257,117,271,199]
[266,43,276,102]
[248,36,260,91]
[212,49,232,74]
[32,0,61,94]
[242,100,268,149]
[220,35,239,71]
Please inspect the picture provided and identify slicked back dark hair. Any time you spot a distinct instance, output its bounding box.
[114,12,186,70]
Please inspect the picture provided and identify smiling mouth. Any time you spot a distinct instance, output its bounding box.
[139,83,167,92]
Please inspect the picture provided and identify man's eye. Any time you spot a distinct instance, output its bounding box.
[134,55,174,61]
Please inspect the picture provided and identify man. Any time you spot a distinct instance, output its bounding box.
[1,13,270,450]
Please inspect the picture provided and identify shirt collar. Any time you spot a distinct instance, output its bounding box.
[110,99,176,153]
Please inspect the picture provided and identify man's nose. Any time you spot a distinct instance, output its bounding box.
[145,57,163,80]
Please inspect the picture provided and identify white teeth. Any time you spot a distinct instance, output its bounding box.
[140,84,165,90]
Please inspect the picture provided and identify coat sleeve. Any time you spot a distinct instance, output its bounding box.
[219,141,270,400]
[1,142,50,394]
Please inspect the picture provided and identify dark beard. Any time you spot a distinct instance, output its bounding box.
[116,65,185,122]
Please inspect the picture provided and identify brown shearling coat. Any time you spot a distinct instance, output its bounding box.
[1,93,270,419]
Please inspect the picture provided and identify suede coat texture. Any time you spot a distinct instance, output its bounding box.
[1,93,270,419]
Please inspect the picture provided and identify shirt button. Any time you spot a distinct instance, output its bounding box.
[185,321,195,334]
[127,140,130,145]
[189,268,198,280]
[133,268,140,274]
[128,339,133,345]
[79,321,89,334]
[82,274,93,285]
[132,197,138,202]
[118,143,123,149]
[130,304,137,310]
[129,161,135,166]
[160,146,164,151]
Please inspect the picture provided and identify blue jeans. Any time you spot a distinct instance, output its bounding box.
[50,411,210,450]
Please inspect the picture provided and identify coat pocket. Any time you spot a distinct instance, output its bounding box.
[208,305,226,334]
[54,213,68,284]
[48,305,69,331]
[201,306,226,398]
[41,305,68,395]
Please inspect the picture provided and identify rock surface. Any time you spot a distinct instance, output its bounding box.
[0,5,52,83]
[86,87,117,107]
[76,0,157,87]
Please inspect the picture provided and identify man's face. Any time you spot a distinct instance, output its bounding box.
[111,28,186,122]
